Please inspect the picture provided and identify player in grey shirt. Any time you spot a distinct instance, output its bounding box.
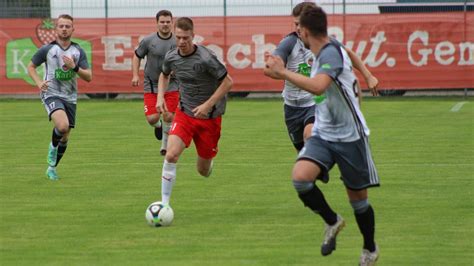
[132,10,179,155]
[264,6,380,265]
[272,2,379,152]
[156,17,233,207]
[27,14,92,180]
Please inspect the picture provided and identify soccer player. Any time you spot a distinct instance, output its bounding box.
[273,2,379,152]
[264,6,380,265]
[27,14,92,180]
[132,10,179,155]
[156,17,233,206]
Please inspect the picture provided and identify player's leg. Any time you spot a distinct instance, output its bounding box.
[193,116,221,177]
[335,137,380,264]
[53,101,76,168]
[160,91,179,156]
[161,110,193,205]
[144,93,162,140]
[293,136,344,256]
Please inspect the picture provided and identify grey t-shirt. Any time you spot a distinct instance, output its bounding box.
[162,45,228,118]
[31,41,89,104]
[273,32,314,107]
[135,32,178,93]
[311,39,369,142]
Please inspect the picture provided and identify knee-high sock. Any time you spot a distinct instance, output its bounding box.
[354,204,376,252]
[55,141,68,166]
[293,180,338,225]
[161,121,171,151]
[161,160,176,205]
[51,128,63,147]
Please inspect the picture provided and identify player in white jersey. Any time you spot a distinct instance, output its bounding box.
[132,10,179,155]
[264,6,379,265]
[273,2,379,152]
[27,14,92,180]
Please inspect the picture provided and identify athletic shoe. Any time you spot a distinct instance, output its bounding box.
[160,149,166,156]
[46,166,59,180]
[359,245,379,266]
[203,160,213,178]
[154,121,163,140]
[321,215,345,256]
[47,142,58,166]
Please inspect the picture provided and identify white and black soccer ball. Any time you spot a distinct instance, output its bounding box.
[145,201,174,227]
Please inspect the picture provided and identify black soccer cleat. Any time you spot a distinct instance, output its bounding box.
[321,215,345,256]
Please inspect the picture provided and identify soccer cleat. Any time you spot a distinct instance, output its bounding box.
[321,215,345,256]
[47,142,58,166]
[46,166,59,180]
[359,245,379,266]
[160,149,166,156]
[154,121,163,141]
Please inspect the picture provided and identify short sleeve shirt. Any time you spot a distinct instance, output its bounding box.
[31,41,89,104]
[162,45,228,118]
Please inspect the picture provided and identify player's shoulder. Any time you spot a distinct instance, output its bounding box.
[164,47,179,59]
[37,41,57,52]
[280,32,298,44]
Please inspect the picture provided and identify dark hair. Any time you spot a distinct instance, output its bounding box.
[299,6,327,37]
[175,17,194,32]
[292,2,317,17]
[156,10,172,21]
[57,14,73,22]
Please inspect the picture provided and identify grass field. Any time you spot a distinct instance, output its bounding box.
[0,97,473,265]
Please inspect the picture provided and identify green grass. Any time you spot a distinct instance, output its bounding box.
[0,97,473,265]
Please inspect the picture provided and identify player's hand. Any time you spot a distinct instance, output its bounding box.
[62,55,76,70]
[366,75,379,96]
[263,55,286,80]
[131,75,140,86]
[192,102,212,119]
[38,80,50,91]
[156,95,167,114]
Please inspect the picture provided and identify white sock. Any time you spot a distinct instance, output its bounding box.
[161,160,176,205]
[153,120,162,128]
[161,121,171,151]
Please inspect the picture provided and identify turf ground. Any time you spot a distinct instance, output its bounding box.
[0,97,473,265]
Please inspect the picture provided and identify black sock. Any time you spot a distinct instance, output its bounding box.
[355,205,376,252]
[55,141,68,166]
[298,185,338,225]
[51,128,63,147]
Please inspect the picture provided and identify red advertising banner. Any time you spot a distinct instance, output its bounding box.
[1,13,473,94]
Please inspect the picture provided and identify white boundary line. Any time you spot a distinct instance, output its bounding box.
[450,101,468,112]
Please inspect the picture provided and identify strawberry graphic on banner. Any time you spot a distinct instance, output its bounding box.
[36,18,56,44]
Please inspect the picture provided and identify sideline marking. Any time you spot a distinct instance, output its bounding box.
[450,101,467,112]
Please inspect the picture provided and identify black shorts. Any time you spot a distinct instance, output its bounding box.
[297,135,380,190]
[284,104,315,146]
[42,96,77,128]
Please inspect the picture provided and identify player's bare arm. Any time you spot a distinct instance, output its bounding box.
[27,62,50,91]
[157,72,169,113]
[192,75,233,119]
[345,48,379,96]
[62,55,92,82]
[131,54,141,86]
[264,55,331,95]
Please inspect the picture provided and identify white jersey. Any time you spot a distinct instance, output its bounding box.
[273,32,314,107]
[311,39,369,142]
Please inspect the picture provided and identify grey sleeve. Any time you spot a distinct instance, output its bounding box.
[78,48,89,69]
[206,53,227,81]
[134,37,149,59]
[272,34,297,65]
[162,51,172,76]
[31,45,51,66]
[316,45,343,79]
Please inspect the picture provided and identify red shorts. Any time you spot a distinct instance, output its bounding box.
[170,109,222,159]
[143,91,180,116]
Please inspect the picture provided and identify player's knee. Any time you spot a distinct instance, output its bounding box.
[350,198,370,214]
[146,115,159,126]
[164,152,179,164]
[56,123,69,134]
[292,180,314,194]
[163,113,174,123]
[197,167,209,177]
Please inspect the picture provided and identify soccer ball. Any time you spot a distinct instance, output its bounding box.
[145,201,174,227]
